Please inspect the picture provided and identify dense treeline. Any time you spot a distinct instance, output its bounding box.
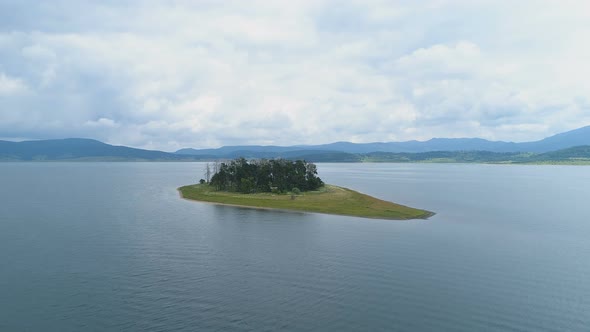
[289,147,590,164]
[209,158,324,193]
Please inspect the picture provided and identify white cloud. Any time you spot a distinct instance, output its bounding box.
[84,118,119,128]
[0,73,28,95]
[0,0,589,150]
[397,41,481,73]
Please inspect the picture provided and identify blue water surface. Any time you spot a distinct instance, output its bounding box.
[1,163,589,331]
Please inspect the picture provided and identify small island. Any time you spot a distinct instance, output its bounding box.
[179,158,433,220]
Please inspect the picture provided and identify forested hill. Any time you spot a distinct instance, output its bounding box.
[0,138,200,161]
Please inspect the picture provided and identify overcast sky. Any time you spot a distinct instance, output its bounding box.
[1,0,589,151]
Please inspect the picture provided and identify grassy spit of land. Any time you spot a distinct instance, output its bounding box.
[178,184,434,220]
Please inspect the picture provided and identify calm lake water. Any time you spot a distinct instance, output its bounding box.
[1,163,589,331]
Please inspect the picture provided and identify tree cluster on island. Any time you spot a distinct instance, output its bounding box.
[204,158,324,194]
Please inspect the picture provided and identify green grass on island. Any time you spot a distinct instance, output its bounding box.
[178,184,434,220]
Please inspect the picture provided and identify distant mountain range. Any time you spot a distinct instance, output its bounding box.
[176,125,590,157]
[1,125,590,163]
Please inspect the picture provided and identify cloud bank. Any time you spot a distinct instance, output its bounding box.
[1,0,589,150]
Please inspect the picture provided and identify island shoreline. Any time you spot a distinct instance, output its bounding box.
[178,184,435,220]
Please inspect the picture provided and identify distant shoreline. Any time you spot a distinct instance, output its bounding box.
[2,159,589,165]
[3,126,590,163]
[178,184,434,221]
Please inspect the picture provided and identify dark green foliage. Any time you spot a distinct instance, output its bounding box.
[199,179,206,184]
[210,158,324,193]
[532,146,590,161]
